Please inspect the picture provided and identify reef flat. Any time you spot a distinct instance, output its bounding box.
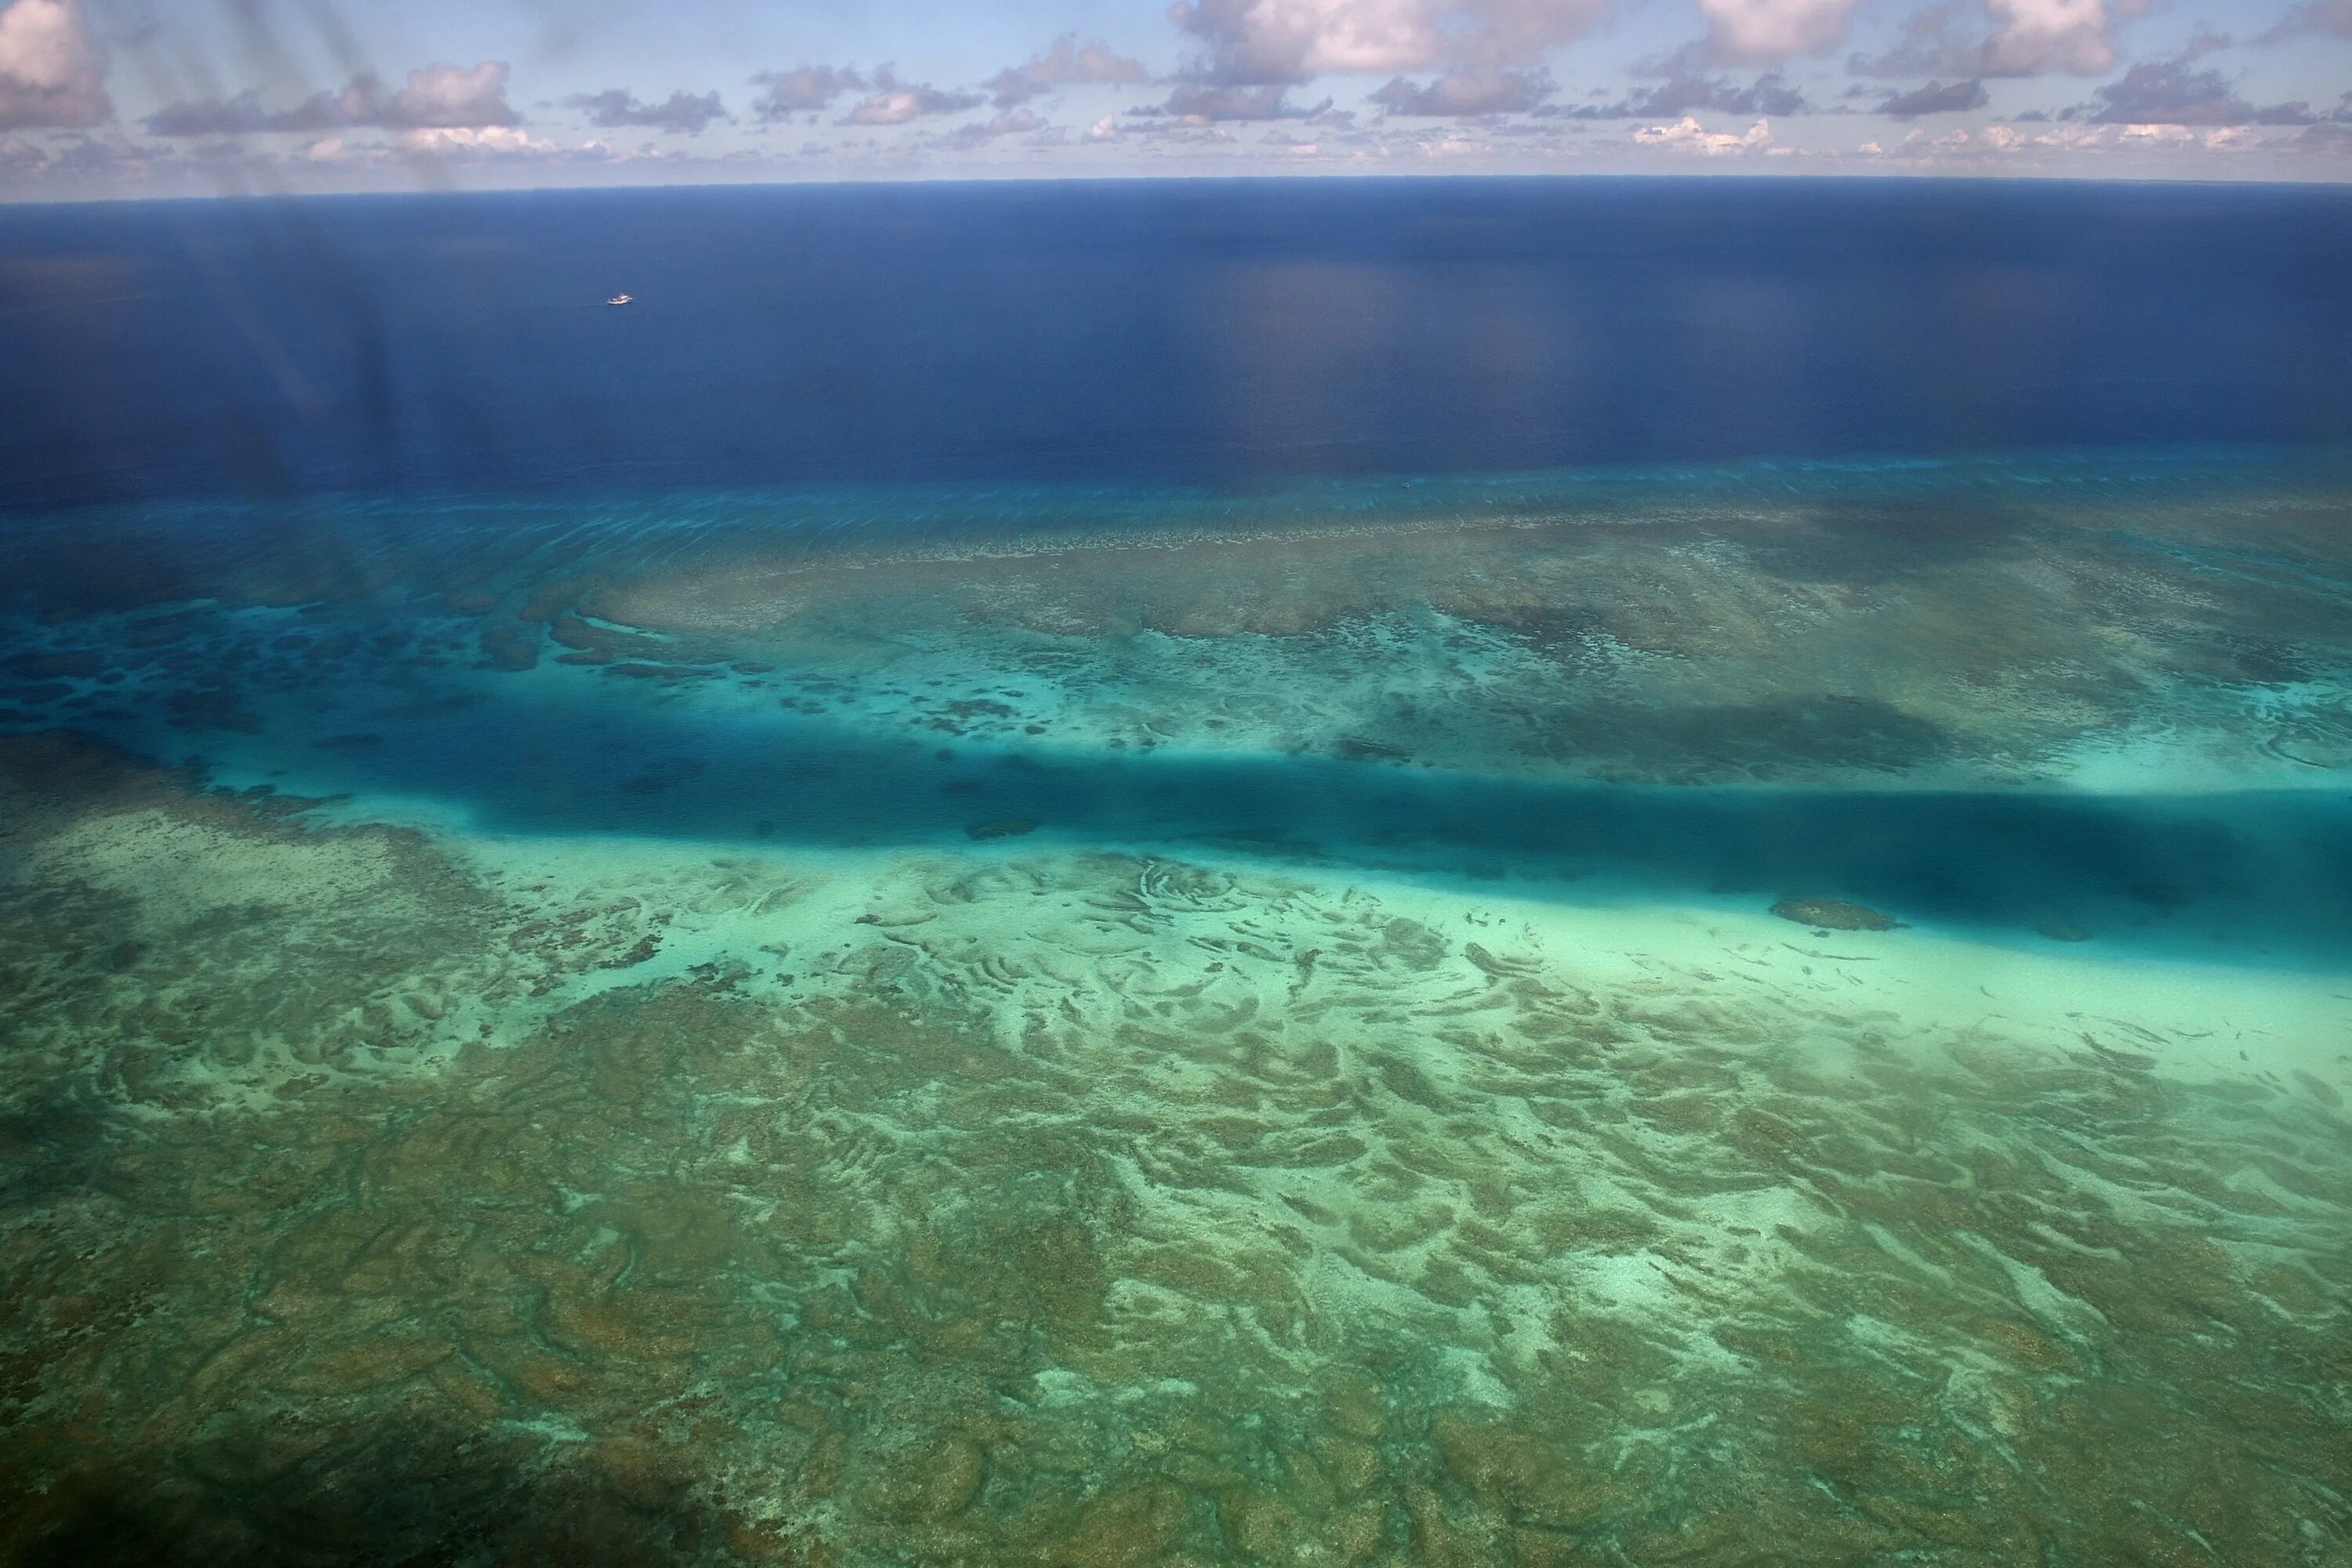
[7,452,2352,798]
[2,734,2348,1566]
[2,452,2350,1565]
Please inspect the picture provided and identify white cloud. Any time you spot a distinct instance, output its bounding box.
[0,0,106,130]
[397,125,554,156]
[1170,0,1443,80]
[1086,114,1121,141]
[1635,114,1773,153]
[1849,0,2146,81]
[838,72,983,126]
[1855,113,2306,168]
[1699,0,1866,65]
[1982,0,2136,77]
[388,62,516,129]
[844,90,927,126]
[1167,0,1610,85]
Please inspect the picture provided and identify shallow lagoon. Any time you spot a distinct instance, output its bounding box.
[2,448,2350,1564]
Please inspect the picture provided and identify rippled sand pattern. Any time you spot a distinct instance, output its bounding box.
[4,734,2349,1566]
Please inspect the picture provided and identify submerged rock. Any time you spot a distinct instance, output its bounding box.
[1770,895,1904,932]
[477,622,541,672]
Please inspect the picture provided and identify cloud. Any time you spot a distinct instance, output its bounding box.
[2082,60,2314,126]
[146,92,321,136]
[983,34,1148,107]
[1849,0,2143,80]
[1849,0,1980,76]
[147,61,517,137]
[397,125,555,157]
[1146,82,1334,119]
[750,66,865,118]
[568,89,727,136]
[1564,70,1809,118]
[1876,78,1989,118]
[2257,0,2352,44]
[1982,0,2142,75]
[1634,114,1773,153]
[1860,121,2034,159]
[1853,105,2328,166]
[1169,0,1440,82]
[838,69,984,125]
[1086,114,1121,141]
[1167,0,1611,87]
[937,107,1045,149]
[1369,67,1552,114]
[1697,0,1865,66]
[748,64,981,126]
[49,129,154,170]
[391,61,517,127]
[0,0,107,129]
[1147,0,1614,134]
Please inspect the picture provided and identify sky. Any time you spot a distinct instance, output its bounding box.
[0,0,2348,198]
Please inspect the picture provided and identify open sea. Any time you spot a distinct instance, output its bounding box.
[3,179,2350,1565]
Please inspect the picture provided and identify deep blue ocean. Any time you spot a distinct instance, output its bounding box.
[4,179,2350,506]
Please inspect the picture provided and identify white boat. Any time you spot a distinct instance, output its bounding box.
[606,293,632,306]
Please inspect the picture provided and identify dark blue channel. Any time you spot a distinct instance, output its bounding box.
[129,688,2352,973]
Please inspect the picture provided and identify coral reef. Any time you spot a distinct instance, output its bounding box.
[2,736,2347,1565]
[1769,896,1903,931]
[2,456,2350,1563]
[7,456,2352,791]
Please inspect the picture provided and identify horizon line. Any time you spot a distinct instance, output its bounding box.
[9,165,2352,212]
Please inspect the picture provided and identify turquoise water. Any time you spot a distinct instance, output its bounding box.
[3,446,2350,1563]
